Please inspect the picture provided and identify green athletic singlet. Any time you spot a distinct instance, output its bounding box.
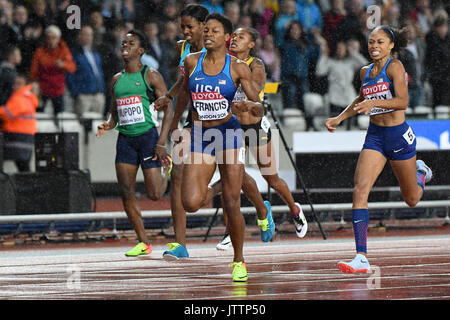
[114,65,158,136]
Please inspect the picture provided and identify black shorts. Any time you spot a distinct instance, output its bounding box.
[240,119,272,148]
[115,127,161,169]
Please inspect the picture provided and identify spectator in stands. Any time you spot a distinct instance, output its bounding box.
[157,0,180,31]
[398,19,426,110]
[66,25,106,117]
[383,2,401,29]
[97,20,127,117]
[16,20,42,75]
[11,4,28,42]
[322,0,347,53]
[102,0,135,22]
[408,0,433,35]
[0,6,19,59]
[248,0,274,38]
[27,0,54,31]
[201,0,224,14]
[29,25,76,117]
[158,21,180,87]
[296,0,323,33]
[279,20,318,126]
[0,45,21,105]
[143,21,163,67]
[424,16,450,111]
[258,33,280,82]
[89,6,106,50]
[224,1,240,27]
[316,37,367,129]
[335,0,369,58]
[0,74,39,172]
[274,0,299,47]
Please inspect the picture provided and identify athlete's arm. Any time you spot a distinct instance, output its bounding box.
[354,59,409,114]
[250,58,266,94]
[147,68,173,150]
[96,73,120,138]
[325,67,366,132]
[154,41,185,110]
[233,60,264,116]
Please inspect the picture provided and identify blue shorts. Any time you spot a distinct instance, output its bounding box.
[362,121,416,160]
[190,114,243,156]
[115,127,161,169]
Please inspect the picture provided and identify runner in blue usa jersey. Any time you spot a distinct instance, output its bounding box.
[325,26,433,274]
[181,13,263,282]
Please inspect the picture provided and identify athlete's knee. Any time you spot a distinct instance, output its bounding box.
[404,195,420,207]
[263,174,281,188]
[353,184,370,204]
[146,189,162,201]
[182,196,202,213]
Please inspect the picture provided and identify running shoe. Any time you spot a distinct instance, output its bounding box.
[163,242,189,260]
[161,155,173,179]
[337,254,371,274]
[416,160,432,183]
[230,261,248,282]
[257,201,276,242]
[216,233,232,251]
[293,202,308,238]
[125,242,151,257]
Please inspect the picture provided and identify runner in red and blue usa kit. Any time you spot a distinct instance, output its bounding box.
[180,13,263,282]
[189,51,242,155]
[325,26,433,275]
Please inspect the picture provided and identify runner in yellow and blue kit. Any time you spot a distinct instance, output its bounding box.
[325,26,433,274]
[154,4,209,260]
[96,30,173,258]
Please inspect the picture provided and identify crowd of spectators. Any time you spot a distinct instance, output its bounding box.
[0,0,448,124]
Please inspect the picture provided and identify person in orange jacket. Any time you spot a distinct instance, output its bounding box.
[29,25,76,117]
[0,74,39,172]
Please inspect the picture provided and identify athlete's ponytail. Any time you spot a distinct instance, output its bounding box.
[378,25,408,53]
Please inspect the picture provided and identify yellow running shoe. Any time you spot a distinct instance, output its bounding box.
[125,242,151,257]
[230,261,248,282]
[161,155,173,179]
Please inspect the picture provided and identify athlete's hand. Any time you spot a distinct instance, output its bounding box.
[153,144,172,168]
[232,101,249,113]
[154,95,172,111]
[354,99,375,115]
[325,117,341,133]
[96,121,112,138]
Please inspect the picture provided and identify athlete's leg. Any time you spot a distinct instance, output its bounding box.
[116,162,148,244]
[338,149,387,273]
[390,155,424,207]
[241,172,268,220]
[168,163,187,246]
[218,148,245,263]
[253,141,298,215]
[181,152,217,212]
[142,166,168,201]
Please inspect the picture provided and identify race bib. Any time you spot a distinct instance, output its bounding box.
[191,91,229,121]
[260,116,271,134]
[402,126,416,145]
[117,95,145,126]
[362,82,395,116]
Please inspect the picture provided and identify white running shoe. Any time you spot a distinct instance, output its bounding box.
[216,233,232,251]
[293,202,308,238]
[416,160,432,183]
[338,254,371,274]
